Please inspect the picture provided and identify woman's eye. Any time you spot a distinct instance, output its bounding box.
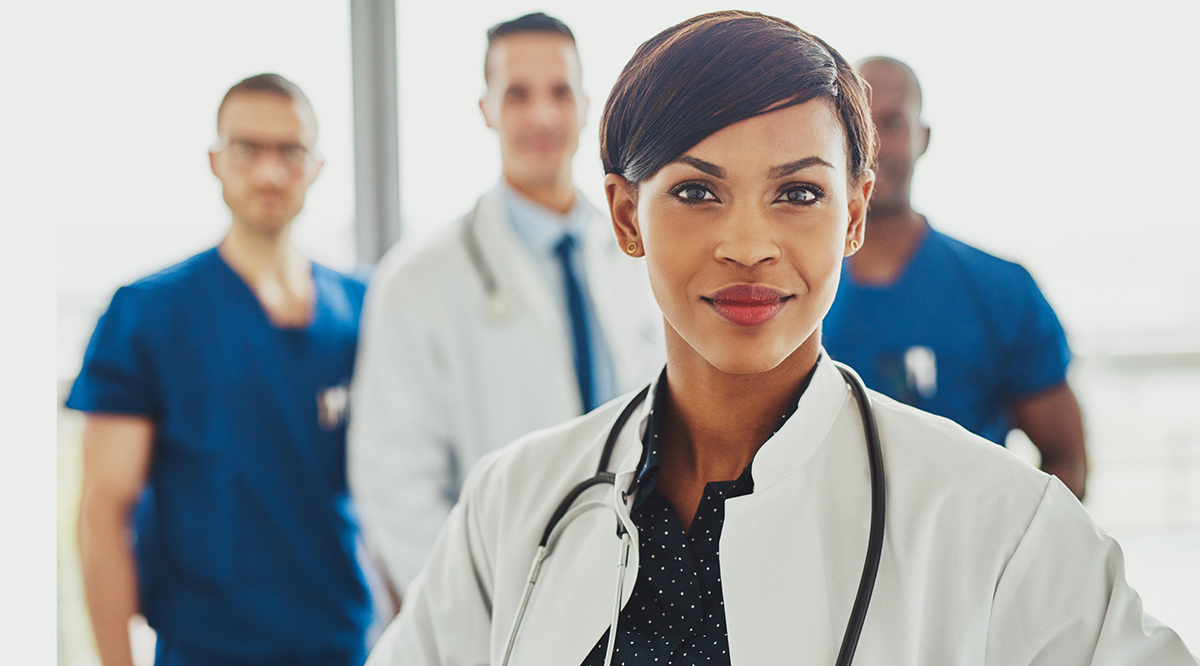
[780,187,819,204]
[675,185,714,202]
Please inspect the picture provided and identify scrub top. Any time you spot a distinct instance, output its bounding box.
[67,248,373,662]
[823,226,1070,444]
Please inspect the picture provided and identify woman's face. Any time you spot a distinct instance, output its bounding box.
[607,99,872,375]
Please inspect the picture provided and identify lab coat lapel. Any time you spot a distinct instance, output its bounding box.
[719,354,872,663]
[748,351,852,491]
[473,187,579,411]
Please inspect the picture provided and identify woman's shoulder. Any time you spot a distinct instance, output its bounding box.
[445,394,642,573]
[867,389,1052,513]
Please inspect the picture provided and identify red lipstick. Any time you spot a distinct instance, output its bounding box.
[704,284,790,327]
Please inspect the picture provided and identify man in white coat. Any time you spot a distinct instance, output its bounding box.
[348,12,664,600]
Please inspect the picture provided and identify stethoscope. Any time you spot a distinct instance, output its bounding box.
[461,201,515,323]
[500,362,886,666]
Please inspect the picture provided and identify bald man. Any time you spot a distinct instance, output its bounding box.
[823,57,1088,498]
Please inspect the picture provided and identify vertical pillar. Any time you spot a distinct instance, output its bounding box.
[350,0,401,265]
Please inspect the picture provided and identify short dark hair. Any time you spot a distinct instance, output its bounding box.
[600,11,875,186]
[217,73,315,131]
[484,12,576,81]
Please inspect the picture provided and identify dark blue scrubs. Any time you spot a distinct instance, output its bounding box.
[823,226,1070,444]
[67,248,372,665]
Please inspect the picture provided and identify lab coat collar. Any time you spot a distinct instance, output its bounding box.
[591,380,659,615]
[751,349,851,491]
[608,351,848,496]
[476,184,619,415]
[473,187,573,394]
[600,353,845,624]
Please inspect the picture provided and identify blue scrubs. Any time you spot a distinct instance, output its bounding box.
[823,227,1071,444]
[67,248,372,664]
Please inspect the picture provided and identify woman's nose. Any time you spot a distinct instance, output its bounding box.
[714,205,782,267]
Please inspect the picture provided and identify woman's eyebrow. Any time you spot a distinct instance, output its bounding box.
[769,156,835,178]
[673,155,725,179]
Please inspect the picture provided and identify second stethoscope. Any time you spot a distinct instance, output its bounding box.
[499,362,887,666]
[461,201,515,324]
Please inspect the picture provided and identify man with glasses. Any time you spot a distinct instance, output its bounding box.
[68,74,373,666]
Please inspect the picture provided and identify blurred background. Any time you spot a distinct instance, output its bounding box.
[55,0,1198,663]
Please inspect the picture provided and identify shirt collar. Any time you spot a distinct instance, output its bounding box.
[498,179,589,254]
[627,358,821,508]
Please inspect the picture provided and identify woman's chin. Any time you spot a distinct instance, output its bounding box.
[698,346,795,376]
[664,317,815,376]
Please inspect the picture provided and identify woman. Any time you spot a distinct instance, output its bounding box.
[366,11,1197,666]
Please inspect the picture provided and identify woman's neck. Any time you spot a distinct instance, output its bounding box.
[654,328,819,530]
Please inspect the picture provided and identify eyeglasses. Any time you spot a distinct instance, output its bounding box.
[213,136,316,170]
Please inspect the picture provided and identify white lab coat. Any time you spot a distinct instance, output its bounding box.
[365,352,1197,665]
[349,186,664,589]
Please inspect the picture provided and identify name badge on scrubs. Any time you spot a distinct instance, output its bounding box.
[317,384,349,430]
[904,346,938,400]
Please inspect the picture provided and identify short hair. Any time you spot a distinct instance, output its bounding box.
[600,11,876,186]
[217,73,316,132]
[484,12,576,81]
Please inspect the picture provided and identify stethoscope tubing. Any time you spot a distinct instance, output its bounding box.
[834,363,886,666]
[502,499,613,666]
[500,388,650,666]
[539,474,616,547]
[461,202,499,298]
[461,203,515,322]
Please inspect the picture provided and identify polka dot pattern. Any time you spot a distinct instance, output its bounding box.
[579,472,753,666]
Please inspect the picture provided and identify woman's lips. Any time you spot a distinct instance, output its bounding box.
[703,284,791,327]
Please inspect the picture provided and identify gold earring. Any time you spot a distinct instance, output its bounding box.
[849,239,861,253]
[626,242,638,254]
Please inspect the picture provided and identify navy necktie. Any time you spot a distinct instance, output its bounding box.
[554,234,596,413]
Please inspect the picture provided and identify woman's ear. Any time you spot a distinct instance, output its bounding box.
[605,173,643,258]
[845,170,874,256]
